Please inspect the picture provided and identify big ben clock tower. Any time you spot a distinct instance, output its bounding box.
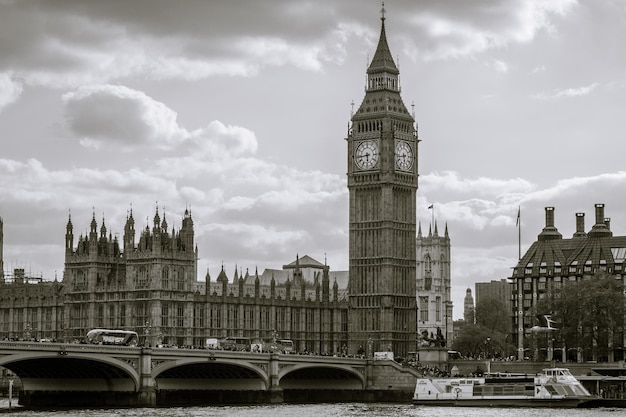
[347,7,417,357]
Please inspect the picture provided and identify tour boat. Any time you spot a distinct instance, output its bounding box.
[413,368,597,407]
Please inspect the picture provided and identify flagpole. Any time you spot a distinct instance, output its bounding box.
[517,206,521,260]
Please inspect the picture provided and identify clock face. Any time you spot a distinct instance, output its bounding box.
[354,140,379,170]
[395,140,413,171]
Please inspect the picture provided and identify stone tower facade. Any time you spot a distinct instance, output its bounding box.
[464,288,475,324]
[63,207,197,344]
[416,222,453,345]
[347,10,418,357]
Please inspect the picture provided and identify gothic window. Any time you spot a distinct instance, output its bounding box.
[161,267,169,289]
[120,304,126,327]
[424,254,432,290]
[108,305,115,328]
[162,303,169,327]
[195,305,205,328]
[44,307,53,331]
[136,301,148,327]
[244,306,254,330]
[176,304,184,327]
[424,254,432,274]
[436,296,442,322]
[96,305,104,327]
[210,305,221,329]
[419,296,429,322]
[439,255,446,279]
[260,307,270,331]
[177,268,185,291]
[75,270,87,291]
[137,267,148,289]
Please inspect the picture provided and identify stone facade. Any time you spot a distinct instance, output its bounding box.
[346,11,418,357]
[416,222,453,346]
[0,209,350,354]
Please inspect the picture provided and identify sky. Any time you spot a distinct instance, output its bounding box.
[1,0,626,320]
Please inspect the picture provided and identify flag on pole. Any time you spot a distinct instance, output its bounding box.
[516,206,520,227]
[428,204,433,209]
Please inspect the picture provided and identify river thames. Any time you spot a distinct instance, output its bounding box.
[0,401,623,417]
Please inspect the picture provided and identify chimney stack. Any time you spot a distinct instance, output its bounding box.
[588,203,612,237]
[538,207,562,241]
[573,212,586,238]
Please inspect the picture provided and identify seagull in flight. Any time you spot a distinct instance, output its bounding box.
[531,314,558,332]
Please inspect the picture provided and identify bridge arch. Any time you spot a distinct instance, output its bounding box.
[278,363,365,390]
[152,357,269,391]
[0,351,140,392]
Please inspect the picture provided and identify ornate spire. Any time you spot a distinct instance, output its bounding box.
[367,2,399,76]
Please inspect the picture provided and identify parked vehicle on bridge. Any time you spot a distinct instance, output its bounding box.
[257,338,294,353]
[220,336,251,351]
[205,338,220,349]
[85,329,139,346]
[277,339,294,354]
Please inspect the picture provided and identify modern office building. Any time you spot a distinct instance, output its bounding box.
[510,204,626,362]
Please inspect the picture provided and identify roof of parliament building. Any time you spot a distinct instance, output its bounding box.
[512,203,626,278]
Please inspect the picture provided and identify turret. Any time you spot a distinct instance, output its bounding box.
[293,254,302,286]
[286,277,292,300]
[180,208,194,251]
[124,209,136,253]
[322,265,330,302]
[65,212,74,254]
[205,267,211,297]
[89,211,98,242]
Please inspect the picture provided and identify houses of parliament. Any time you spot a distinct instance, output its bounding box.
[0,11,453,357]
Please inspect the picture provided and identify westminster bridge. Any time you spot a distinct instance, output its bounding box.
[0,341,419,407]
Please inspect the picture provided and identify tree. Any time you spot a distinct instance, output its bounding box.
[452,297,513,359]
[535,273,624,362]
[475,296,510,334]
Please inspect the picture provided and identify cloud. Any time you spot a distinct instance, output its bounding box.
[418,170,626,251]
[531,82,600,100]
[489,59,509,73]
[62,85,187,150]
[0,72,23,111]
[421,171,534,197]
[62,85,259,157]
[530,65,547,74]
[0,0,353,94]
[402,0,578,60]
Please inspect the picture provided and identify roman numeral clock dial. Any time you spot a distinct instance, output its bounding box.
[354,140,379,170]
[395,140,413,171]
